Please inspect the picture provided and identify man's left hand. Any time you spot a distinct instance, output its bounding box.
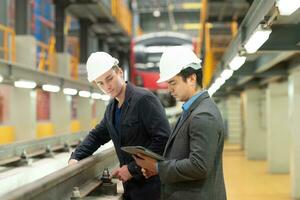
[133,153,158,178]
[110,165,132,182]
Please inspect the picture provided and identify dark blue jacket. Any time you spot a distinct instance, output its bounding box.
[71,82,171,200]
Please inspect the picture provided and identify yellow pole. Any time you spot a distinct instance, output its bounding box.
[197,0,207,56]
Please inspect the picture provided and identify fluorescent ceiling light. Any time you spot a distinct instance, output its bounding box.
[208,87,216,96]
[153,10,161,17]
[215,77,225,87]
[276,0,300,16]
[221,69,233,80]
[244,25,272,53]
[229,55,246,71]
[208,83,220,96]
[42,84,60,93]
[211,83,220,91]
[183,23,200,30]
[79,90,91,98]
[182,3,202,10]
[63,88,77,96]
[14,80,37,89]
[91,92,102,100]
[101,94,111,101]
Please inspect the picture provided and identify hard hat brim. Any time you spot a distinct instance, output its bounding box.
[157,61,202,83]
[156,74,175,83]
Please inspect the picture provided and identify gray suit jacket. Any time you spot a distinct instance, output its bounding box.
[158,91,227,200]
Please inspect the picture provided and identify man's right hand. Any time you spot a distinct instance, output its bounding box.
[68,159,78,165]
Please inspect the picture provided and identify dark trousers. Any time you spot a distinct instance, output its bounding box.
[122,176,161,200]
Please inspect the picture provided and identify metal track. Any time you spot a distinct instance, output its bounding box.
[0,147,119,200]
[0,132,87,165]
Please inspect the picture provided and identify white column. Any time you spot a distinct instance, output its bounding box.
[288,66,300,199]
[50,92,71,135]
[56,53,71,78]
[77,97,93,131]
[10,87,36,141]
[226,95,242,144]
[266,81,290,173]
[15,35,37,68]
[95,100,106,122]
[217,100,228,138]
[242,88,267,160]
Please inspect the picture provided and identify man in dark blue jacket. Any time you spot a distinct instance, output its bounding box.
[69,52,171,200]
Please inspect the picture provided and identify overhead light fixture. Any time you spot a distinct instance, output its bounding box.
[229,55,246,71]
[244,25,272,54]
[14,80,37,89]
[215,77,225,88]
[276,0,300,16]
[42,84,60,93]
[101,94,111,101]
[208,88,215,96]
[208,83,220,96]
[153,9,161,17]
[63,88,77,96]
[91,92,102,100]
[182,2,202,10]
[183,23,200,30]
[220,69,233,80]
[79,90,91,98]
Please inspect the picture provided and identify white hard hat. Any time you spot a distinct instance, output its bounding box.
[157,46,201,83]
[86,52,119,82]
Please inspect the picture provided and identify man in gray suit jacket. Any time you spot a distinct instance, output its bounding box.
[134,46,227,200]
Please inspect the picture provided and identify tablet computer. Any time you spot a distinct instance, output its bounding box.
[121,146,164,161]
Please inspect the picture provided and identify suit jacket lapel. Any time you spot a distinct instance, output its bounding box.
[120,82,134,123]
[164,112,189,152]
[164,91,210,156]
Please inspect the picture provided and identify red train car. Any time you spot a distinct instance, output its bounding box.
[130,32,195,107]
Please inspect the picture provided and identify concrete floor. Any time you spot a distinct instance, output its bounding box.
[223,144,291,200]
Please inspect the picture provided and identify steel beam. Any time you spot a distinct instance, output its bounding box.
[15,0,29,34]
[218,0,276,72]
[79,19,92,63]
[260,24,300,51]
[0,59,99,93]
[255,52,294,73]
[53,0,70,52]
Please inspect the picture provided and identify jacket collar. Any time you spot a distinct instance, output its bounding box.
[186,90,209,114]
[164,91,210,155]
[111,81,134,108]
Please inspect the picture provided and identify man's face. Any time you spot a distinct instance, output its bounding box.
[167,75,192,102]
[94,68,124,98]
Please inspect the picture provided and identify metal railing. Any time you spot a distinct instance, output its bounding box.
[67,36,80,80]
[37,36,57,72]
[70,55,79,79]
[0,24,16,62]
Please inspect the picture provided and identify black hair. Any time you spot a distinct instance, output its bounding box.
[112,65,120,71]
[178,66,203,88]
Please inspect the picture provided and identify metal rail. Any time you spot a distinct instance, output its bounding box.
[0,132,87,165]
[0,147,119,200]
